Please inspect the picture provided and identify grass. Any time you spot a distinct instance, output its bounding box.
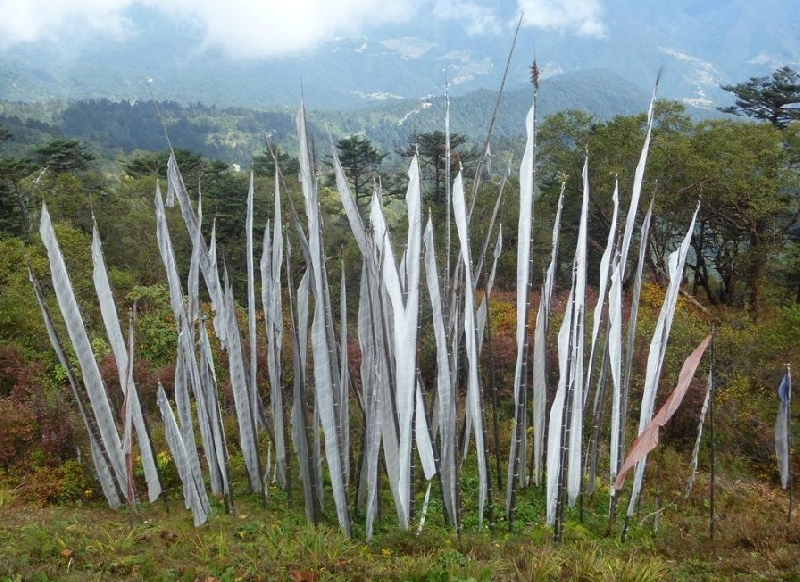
[1,460,798,582]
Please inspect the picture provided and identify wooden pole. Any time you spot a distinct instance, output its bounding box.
[709,326,716,540]
[125,307,139,526]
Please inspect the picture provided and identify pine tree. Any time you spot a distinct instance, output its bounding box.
[335,136,384,207]
[719,66,800,129]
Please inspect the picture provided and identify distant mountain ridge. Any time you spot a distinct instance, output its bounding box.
[334,69,654,148]
[1,69,656,167]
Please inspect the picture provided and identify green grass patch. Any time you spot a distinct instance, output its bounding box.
[1,463,798,581]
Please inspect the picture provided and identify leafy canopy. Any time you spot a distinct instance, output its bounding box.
[35,139,95,174]
[719,66,800,129]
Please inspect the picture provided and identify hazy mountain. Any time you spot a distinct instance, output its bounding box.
[0,0,797,113]
[324,69,653,153]
[0,67,654,171]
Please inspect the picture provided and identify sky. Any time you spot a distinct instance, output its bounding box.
[0,0,607,59]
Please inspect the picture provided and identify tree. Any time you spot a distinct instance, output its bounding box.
[0,157,36,237]
[658,120,799,312]
[535,101,800,314]
[334,136,384,207]
[0,125,36,237]
[0,237,48,352]
[535,103,693,286]
[34,139,95,174]
[124,148,204,181]
[719,66,800,129]
[253,147,300,180]
[401,130,467,204]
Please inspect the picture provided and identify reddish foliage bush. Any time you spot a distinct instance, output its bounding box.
[0,344,77,466]
[0,397,37,468]
[0,345,47,401]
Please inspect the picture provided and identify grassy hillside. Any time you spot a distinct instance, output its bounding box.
[1,450,798,580]
[0,70,796,582]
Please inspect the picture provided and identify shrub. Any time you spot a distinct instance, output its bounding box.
[0,397,37,468]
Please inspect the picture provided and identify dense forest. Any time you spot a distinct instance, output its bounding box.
[1,66,799,580]
[0,69,656,171]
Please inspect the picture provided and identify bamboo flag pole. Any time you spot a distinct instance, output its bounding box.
[709,325,716,540]
[553,268,578,543]
[124,307,136,521]
[555,310,576,544]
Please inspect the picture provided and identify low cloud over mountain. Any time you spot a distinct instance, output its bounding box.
[0,0,797,110]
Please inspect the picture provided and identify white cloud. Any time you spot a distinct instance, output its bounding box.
[0,0,419,57]
[516,0,607,38]
[432,0,502,35]
[156,0,418,58]
[0,0,512,57]
[0,0,135,46]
